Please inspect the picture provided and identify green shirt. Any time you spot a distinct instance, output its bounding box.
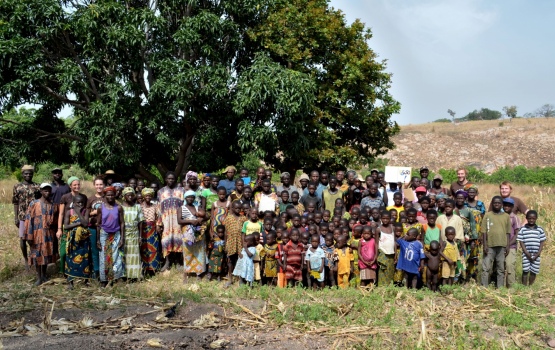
[480,212,511,248]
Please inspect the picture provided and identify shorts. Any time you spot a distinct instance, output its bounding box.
[442,261,455,278]
[19,221,25,238]
[522,254,541,275]
[360,268,376,281]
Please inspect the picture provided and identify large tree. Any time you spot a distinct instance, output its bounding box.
[0,0,399,180]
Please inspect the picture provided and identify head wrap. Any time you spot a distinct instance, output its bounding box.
[280,172,291,179]
[299,173,309,181]
[104,186,116,194]
[21,165,34,171]
[455,189,468,198]
[68,176,80,186]
[141,188,155,196]
[464,183,478,192]
[112,182,124,189]
[185,171,198,182]
[184,190,196,198]
[224,165,237,173]
[436,193,447,200]
[122,187,135,196]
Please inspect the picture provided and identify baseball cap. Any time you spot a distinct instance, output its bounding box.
[433,174,443,181]
[370,168,379,173]
[51,167,62,173]
[299,173,309,181]
[502,197,515,205]
[415,186,427,193]
[40,183,52,189]
[420,166,429,171]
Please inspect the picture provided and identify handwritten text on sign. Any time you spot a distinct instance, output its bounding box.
[384,166,412,183]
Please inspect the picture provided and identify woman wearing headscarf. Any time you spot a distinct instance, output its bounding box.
[140,187,162,274]
[121,187,144,280]
[178,190,207,282]
[157,172,185,271]
[463,184,485,282]
[57,176,88,274]
[183,171,206,209]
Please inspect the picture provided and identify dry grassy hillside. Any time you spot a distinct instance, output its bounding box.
[383,118,555,173]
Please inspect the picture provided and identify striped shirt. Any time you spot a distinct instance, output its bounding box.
[517,225,546,253]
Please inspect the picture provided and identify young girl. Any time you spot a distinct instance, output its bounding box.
[306,234,325,289]
[207,225,226,281]
[243,209,263,236]
[228,179,245,204]
[377,211,395,286]
[140,188,162,275]
[64,194,91,289]
[263,232,278,285]
[178,191,207,282]
[97,186,125,287]
[441,227,458,285]
[291,191,305,215]
[334,235,354,289]
[232,234,257,286]
[358,226,377,286]
[239,186,255,207]
[275,231,290,288]
[24,183,55,286]
[518,211,546,286]
[253,232,265,284]
[283,228,304,287]
[321,233,337,287]
[121,187,144,281]
[255,180,279,215]
[223,201,246,287]
[393,223,405,286]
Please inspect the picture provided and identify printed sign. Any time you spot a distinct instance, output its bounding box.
[384,166,412,184]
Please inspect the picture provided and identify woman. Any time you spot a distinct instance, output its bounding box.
[157,172,185,271]
[121,187,144,280]
[96,186,125,287]
[140,188,162,274]
[57,176,88,274]
[63,194,91,289]
[184,171,206,209]
[454,190,477,281]
[464,184,485,282]
[178,190,207,281]
[87,177,105,278]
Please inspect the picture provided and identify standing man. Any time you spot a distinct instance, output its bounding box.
[303,170,327,200]
[219,165,237,195]
[50,167,70,263]
[450,168,469,196]
[13,165,40,267]
[481,196,511,288]
[487,181,528,215]
[276,172,297,199]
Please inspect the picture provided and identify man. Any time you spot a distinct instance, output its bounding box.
[13,165,40,266]
[419,166,430,188]
[502,198,520,288]
[487,181,528,215]
[303,170,326,200]
[50,167,70,263]
[450,168,469,196]
[276,172,298,199]
[429,174,449,196]
[103,169,120,186]
[481,196,511,288]
[370,168,379,181]
[150,181,160,203]
[218,165,237,195]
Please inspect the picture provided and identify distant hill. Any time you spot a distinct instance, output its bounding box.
[383,118,555,174]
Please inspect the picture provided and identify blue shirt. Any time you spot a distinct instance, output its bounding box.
[396,239,425,275]
[218,178,236,195]
[303,183,327,200]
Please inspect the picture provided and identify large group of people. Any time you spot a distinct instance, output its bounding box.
[14,164,546,290]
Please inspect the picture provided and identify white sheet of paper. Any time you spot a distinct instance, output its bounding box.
[384,166,412,183]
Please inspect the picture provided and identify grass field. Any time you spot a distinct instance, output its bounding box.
[1,179,555,349]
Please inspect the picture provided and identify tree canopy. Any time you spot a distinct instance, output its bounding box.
[0,0,399,180]
[461,108,502,121]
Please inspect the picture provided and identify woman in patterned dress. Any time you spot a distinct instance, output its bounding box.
[121,187,144,280]
[140,188,162,275]
[157,172,185,271]
[178,190,207,282]
[63,194,92,289]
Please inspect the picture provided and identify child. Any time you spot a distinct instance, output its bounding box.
[263,232,279,285]
[358,226,377,286]
[334,235,354,289]
[243,209,263,236]
[322,210,331,223]
[349,225,362,288]
[304,202,317,217]
[441,227,458,285]
[321,233,337,287]
[389,209,398,224]
[253,232,265,284]
[518,210,546,286]
[275,231,290,288]
[275,226,286,244]
[300,231,310,287]
[403,208,423,241]
[239,187,254,208]
[377,211,395,287]
[370,208,381,225]
[223,201,247,288]
[228,179,245,204]
[283,228,304,287]
[290,214,304,233]
[300,183,322,210]
[232,234,257,286]
[322,177,343,211]
[207,225,226,281]
[422,210,441,249]
[279,191,290,214]
[332,228,342,242]
[24,183,55,286]
[290,191,305,215]
[386,193,404,221]
[63,194,91,289]
[121,187,144,281]
[396,228,425,289]
[425,240,442,292]
[393,223,405,287]
[314,211,323,225]
[240,168,251,186]
[254,180,279,215]
[319,223,329,245]
[306,234,326,289]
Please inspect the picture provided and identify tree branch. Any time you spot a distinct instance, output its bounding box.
[137,163,159,183]
[0,118,83,141]
[63,30,101,100]
[174,121,195,176]
[40,85,89,112]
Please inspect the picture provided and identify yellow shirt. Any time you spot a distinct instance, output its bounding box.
[335,247,354,275]
[436,214,464,241]
[443,241,459,261]
[386,205,404,222]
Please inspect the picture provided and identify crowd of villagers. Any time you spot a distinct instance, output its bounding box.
[14,163,546,291]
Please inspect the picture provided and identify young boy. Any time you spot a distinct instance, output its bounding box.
[300,183,322,210]
[425,240,442,292]
[386,193,404,221]
[502,198,520,288]
[321,233,337,287]
[396,228,425,289]
[480,196,511,288]
[441,227,458,285]
[517,210,546,286]
[291,191,305,215]
[334,235,354,289]
[422,210,441,249]
[279,191,290,214]
[306,234,326,289]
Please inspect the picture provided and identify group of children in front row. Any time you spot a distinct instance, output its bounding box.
[201,198,544,291]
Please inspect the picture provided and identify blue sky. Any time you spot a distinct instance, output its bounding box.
[329,0,555,125]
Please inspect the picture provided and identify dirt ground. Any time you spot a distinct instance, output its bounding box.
[0,294,330,350]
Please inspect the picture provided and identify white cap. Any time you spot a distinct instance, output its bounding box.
[40,183,52,189]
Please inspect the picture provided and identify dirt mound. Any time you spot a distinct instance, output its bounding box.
[383,118,555,173]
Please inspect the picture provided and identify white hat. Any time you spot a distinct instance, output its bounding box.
[40,183,52,189]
